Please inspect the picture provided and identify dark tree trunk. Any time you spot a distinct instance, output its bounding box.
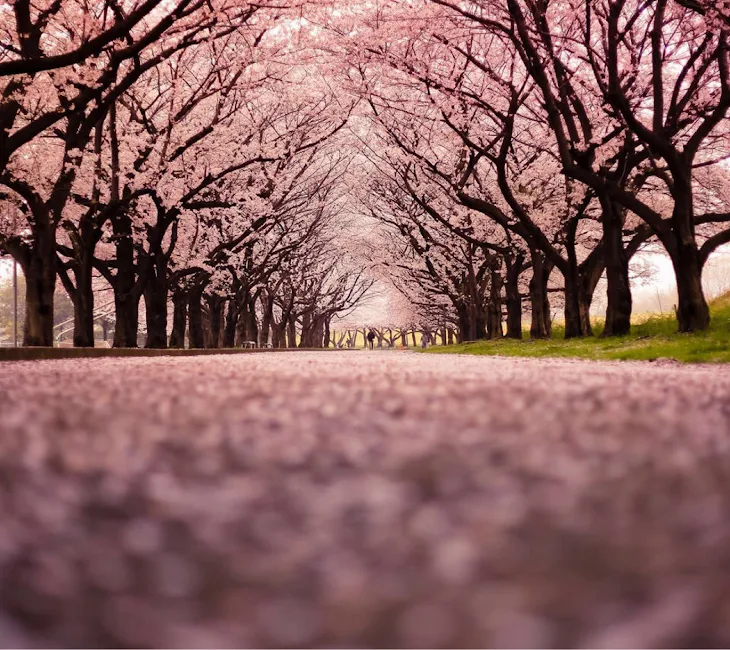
[144,261,168,349]
[207,296,225,349]
[299,313,311,348]
[475,309,487,341]
[505,256,523,339]
[287,319,297,348]
[486,271,503,340]
[579,259,604,339]
[667,181,710,332]
[112,213,141,348]
[235,294,257,346]
[272,323,284,348]
[63,218,98,348]
[601,200,632,337]
[169,291,187,349]
[458,300,487,342]
[223,299,238,348]
[456,306,469,342]
[579,294,593,338]
[671,246,710,332]
[110,104,141,348]
[261,296,275,346]
[529,250,552,339]
[71,254,95,348]
[69,122,104,348]
[563,261,591,339]
[242,299,259,346]
[323,319,331,349]
[113,291,140,348]
[188,289,205,349]
[235,308,246,346]
[22,230,56,347]
[312,318,325,349]
[563,279,583,339]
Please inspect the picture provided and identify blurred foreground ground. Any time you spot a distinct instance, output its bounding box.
[1,352,730,648]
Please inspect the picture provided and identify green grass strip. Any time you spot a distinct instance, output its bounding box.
[423,294,730,364]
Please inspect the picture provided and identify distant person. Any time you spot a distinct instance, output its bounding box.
[367,330,376,350]
[421,332,430,349]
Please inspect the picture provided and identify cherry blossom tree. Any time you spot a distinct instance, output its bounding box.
[2,0,728,348]
[164,89,356,349]
[0,0,267,345]
[425,0,730,332]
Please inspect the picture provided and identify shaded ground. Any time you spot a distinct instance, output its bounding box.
[1,352,730,647]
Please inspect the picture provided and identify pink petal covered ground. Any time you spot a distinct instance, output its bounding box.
[1,351,730,647]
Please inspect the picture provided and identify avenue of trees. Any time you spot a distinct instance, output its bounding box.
[0,0,370,348]
[0,0,729,347]
[347,0,730,340]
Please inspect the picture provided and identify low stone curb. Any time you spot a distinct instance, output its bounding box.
[0,347,358,362]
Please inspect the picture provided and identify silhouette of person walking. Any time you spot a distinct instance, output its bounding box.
[367,330,376,350]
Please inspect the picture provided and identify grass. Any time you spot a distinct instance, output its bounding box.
[424,293,730,363]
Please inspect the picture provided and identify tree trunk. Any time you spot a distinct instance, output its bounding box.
[144,261,168,349]
[22,231,56,347]
[235,308,246,346]
[111,208,141,348]
[601,200,632,337]
[113,291,140,348]
[223,299,238,348]
[486,271,503,340]
[261,296,275,346]
[668,181,710,332]
[299,313,311,348]
[563,282,583,339]
[323,319,331,349]
[288,319,297,348]
[312,318,325,349]
[578,258,604,339]
[207,296,224,349]
[562,262,588,339]
[245,300,259,346]
[272,323,284,348]
[188,289,205,348]
[169,291,187,348]
[505,257,523,339]
[235,294,258,346]
[71,254,95,348]
[671,246,710,332]
[456,306,469,342]
[529,250,552,339]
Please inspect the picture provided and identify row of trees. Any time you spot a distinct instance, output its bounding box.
[0,0,370,348]
[1,0,729,346]
[341,0,730,339]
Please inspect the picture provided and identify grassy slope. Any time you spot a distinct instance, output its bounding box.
[424,294,730,363]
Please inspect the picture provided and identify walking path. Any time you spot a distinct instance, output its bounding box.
[1,352,730,647]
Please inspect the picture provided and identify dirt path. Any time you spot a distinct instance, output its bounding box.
[2,352,730,647]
